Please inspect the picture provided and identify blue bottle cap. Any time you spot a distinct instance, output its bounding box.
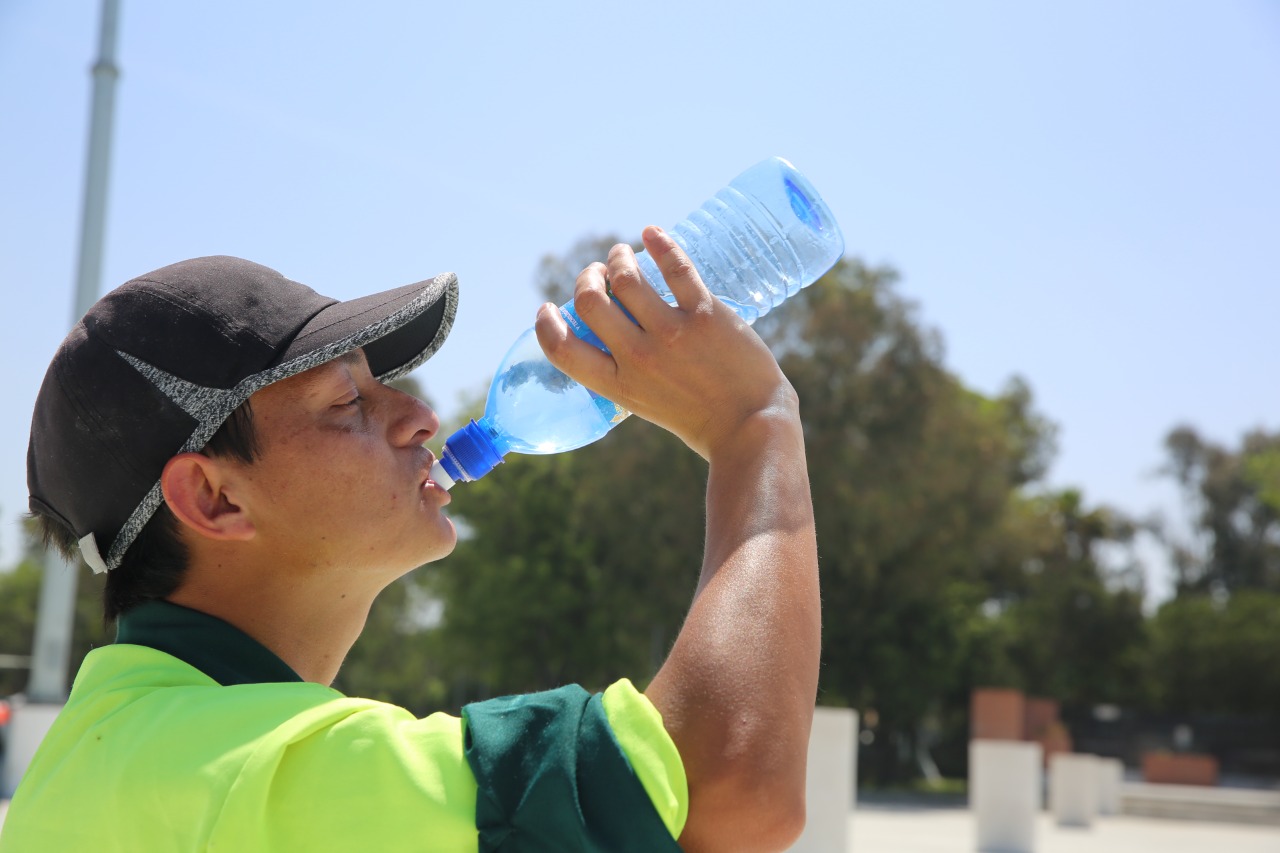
[438,419,507,484]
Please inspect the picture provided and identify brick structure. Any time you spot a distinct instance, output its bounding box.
[1023,697,1059,741]
[1142,752,1220,786]
[972,689,1075,768]
[971,688,1026,741]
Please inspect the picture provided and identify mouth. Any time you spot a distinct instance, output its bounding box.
[420,453,451,500]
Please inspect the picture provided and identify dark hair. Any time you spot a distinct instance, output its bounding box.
[33,401,260,623]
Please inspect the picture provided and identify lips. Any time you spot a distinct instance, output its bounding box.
[420,453,450,502]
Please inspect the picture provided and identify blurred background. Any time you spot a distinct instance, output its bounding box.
[1,0,1278,791]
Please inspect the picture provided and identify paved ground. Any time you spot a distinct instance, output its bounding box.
[851,804,1280,852]
[4,797,1279,849]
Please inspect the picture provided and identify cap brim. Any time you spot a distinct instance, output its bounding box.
[276,271,458,381]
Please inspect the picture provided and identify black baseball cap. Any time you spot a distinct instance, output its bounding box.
[27,255,459,574]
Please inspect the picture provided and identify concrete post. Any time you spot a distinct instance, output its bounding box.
[970,739,1042,853]
[787,707,857,853]
[1,701,63,798]
[1049,753,1098,828]
[1095,757,1123,816]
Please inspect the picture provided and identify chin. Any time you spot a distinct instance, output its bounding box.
[403,518,458,571]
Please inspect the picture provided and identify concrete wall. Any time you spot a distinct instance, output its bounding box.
[787,706,857,853]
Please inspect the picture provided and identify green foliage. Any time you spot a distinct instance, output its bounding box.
[997,491,1150,707]
[430,418,704,698]
[534,235,642,304]
[0,522,111,698]
[1244,450,1280,513]
[419,243,1163,785]
[0,558,41,697]
[1148,590,1280,718]
[1162,425,1280,594]
[332,573,450,715]
[751,260,1066,781]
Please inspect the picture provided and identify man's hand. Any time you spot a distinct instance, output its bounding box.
[534,225,798,461]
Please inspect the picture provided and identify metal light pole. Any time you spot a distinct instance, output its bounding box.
[2,0,123,798]
[27,0,122,703]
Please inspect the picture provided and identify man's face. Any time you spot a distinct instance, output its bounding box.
[228,349,455,579]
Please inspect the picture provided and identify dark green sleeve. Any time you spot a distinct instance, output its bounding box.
[462,685,683,852]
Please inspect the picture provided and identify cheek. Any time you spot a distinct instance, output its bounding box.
[248,451,347,514]
[253,429,405,518]
[320,453,406,514]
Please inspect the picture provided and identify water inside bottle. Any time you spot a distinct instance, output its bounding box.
[486,326,618,454]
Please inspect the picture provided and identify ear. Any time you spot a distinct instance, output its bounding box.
[160,452,256,542]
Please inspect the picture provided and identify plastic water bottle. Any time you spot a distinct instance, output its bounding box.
[430,156,845,489]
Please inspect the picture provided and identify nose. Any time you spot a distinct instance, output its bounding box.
[388,386,439,447]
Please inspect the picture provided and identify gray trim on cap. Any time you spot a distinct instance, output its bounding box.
[94,272,458,571]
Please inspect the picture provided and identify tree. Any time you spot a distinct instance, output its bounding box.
[999,490,1150,707]
[1162,425,1280,595]
[428,422,705,697]
[428,242,1068,781]
[750,259,1062,783]
[0,519,111,698]
[533,234,639,305]
[394,237,1173,785]
[332,571,450,715]
[1148,590,1280,718]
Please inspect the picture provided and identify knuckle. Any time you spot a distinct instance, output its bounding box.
[541,339,568,366]
[664,253,697,281]
[575,262,606,290]
[608,265,645,296]
[573,285,611,321]
[693,299,719,319]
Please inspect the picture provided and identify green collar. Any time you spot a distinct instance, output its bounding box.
[115,599,303,686]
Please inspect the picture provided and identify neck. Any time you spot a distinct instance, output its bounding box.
[168,556,383,686]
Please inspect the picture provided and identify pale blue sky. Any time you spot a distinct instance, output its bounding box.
[2,1,1277,602]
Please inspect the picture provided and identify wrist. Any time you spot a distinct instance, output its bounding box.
[704,399,804,469]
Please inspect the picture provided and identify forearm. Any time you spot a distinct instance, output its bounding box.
[647,405,821,852]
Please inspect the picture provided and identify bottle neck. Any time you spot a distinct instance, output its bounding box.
[439,418,510,484]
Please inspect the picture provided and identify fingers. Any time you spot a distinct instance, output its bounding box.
[641,226,713,314]
[603,242,675,333]
[534,302,617,395]
[571,261,642,351]
[537,227,716,407]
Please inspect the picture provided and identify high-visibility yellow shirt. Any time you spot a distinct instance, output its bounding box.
[0,601,687,851]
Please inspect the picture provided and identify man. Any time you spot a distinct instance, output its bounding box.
[1,226,820,852]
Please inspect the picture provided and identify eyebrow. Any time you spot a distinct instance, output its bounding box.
[288,349,367,396]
